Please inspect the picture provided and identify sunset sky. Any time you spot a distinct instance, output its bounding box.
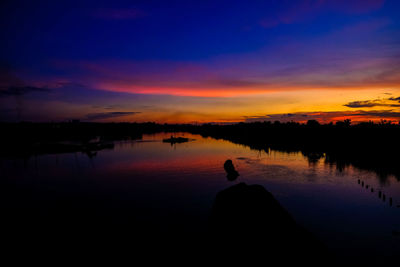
[1,0,400,123]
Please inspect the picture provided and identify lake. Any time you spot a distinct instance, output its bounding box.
[1,132,399,263]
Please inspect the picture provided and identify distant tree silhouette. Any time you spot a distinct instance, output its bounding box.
[307,119,320,127]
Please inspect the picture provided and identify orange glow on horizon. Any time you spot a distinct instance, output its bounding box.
[94,82,399,98]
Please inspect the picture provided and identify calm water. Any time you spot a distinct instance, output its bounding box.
[1,132,399,261]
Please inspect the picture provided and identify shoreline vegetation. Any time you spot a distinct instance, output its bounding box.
[1,120,400,182]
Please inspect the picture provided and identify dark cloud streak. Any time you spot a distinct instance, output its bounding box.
[0,86,51,97]
[244,110,400,123]
[84,111,141,121]
[344,97,400,108]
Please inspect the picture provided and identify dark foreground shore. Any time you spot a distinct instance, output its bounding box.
[2,179,332,265]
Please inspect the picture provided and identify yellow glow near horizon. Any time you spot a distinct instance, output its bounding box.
[88,87,400,123]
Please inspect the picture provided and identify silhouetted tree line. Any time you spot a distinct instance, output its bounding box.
[184,120,400,183]
[1,120,400,182]
[0,122,164,157]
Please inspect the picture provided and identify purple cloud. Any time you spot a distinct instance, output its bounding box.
[93,8,147,20]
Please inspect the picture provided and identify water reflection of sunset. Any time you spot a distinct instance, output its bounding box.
[2,131,399,264]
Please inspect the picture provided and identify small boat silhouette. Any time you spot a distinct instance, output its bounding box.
[162,136,190,144]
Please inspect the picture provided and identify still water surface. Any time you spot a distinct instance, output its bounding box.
[2,132,399,260]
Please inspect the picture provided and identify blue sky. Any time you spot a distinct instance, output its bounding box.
[1,0,400,123]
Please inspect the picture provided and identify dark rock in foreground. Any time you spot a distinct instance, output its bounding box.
[209,182,331,265]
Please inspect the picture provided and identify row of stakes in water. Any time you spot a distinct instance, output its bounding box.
[358,179,399,207]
